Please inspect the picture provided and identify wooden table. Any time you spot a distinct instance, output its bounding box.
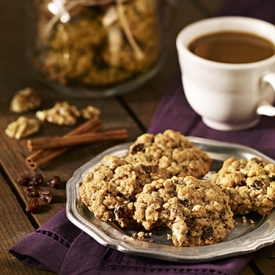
[1,1,275,274]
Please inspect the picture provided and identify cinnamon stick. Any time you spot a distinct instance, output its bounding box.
[26,129,128,152]
[25,117,102,169]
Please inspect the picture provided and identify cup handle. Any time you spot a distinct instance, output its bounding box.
[257,73,275,116]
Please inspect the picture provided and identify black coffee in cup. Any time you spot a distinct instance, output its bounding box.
[189,31,275,64]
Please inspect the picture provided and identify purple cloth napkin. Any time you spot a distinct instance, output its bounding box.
[9,208,254,275]
[9,0,275,274]
[218,0,275,22]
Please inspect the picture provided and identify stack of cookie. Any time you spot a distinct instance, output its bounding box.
[79,130,275,247]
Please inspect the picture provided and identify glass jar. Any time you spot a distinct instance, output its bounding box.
[27,0,165,97]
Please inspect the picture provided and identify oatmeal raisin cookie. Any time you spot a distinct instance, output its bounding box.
[211,157,275,215]
[134,176,234,246]
[79,155,167,227]
[126,130,212,179]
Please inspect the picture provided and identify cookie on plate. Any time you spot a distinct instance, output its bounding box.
[79,155,168,227]
[134,176,234,246]
[211,157,275,215]
[125,130,212,179]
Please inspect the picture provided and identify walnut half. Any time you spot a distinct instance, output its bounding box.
[81,105,101,120]
[5,116,40,140]
[36,101,80,125]
[10,87,41,113]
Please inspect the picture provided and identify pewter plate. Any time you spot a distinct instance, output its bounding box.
[66,137,275,263]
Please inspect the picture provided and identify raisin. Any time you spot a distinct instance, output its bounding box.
[202,226,214,240]
[240,180,246,186]
[185,217,195,227]
[181,199,190,207]
[24,186,40,197]
[142,165,157,174]
[131,144,144,154]
[39,189,53,203]
[114,205,127,219]
[251,158,264,166]
[29,172,44,186]
[252,180,263,189]
[17,174,30,185]
[26,198,40,213]
[47,175,61,188]
[270,176,275,182]
[142,165,152,173]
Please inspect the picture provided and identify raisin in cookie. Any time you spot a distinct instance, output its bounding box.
[79,155,167,227]
[211,157,275,215]
[125,130,212,179]
[134,176,234,246]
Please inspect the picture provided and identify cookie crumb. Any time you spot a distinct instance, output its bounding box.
[241,216,247,224]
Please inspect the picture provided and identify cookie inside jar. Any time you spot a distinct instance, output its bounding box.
[30,0,164,97]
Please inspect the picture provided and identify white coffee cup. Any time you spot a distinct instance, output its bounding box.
[176,16,275,131]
